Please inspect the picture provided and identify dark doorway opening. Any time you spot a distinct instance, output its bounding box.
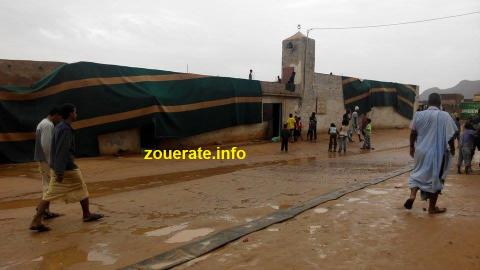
[263,103,282,138]
[140,121,157,149]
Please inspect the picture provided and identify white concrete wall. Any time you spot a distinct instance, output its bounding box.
[297,73,345,132]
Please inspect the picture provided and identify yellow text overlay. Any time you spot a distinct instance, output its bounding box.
[144,147,247,160]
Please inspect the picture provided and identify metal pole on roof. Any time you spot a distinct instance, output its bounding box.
[304,28,310,96]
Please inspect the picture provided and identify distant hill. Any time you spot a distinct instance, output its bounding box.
[420,80,480,101]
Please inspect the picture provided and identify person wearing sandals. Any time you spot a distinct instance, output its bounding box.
[30,104,103,232]
[404,93,457,214]
[34,107,62,220]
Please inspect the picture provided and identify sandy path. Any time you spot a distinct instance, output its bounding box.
[1,129,477,269]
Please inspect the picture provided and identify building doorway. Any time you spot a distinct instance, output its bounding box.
[263,103,282,138]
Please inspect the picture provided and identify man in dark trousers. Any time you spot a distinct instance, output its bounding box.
[280,124,290,152]
[307,112,317,141]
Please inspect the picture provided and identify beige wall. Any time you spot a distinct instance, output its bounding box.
[278,32,418,132]
[303,73,345,130]
[298,72,416,132]
[98,128,141,155]
[281,33,315,95]
[0,59,64,86]
[369,107,412,129]
[98,122,269,155]
[160,122,269,148]
[262,95,300,126]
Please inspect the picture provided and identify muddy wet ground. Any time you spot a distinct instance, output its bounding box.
[177,171,480,270]
[0,129,479,269]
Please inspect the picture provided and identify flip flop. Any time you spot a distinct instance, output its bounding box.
[428,207,447,214]
[83,213,104,222]
[43,212,62,220]
[29,224,51,232]
[404,198,414,209]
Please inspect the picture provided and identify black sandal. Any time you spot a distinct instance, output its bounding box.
[83,213,104,222]
[43,212,62,220]
[404,198,415,209]
[30,224,51,232]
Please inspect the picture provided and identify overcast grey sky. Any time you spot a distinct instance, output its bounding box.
[1,0,479,91]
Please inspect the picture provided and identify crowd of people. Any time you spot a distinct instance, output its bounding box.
[31,97,479,232]
[279,93,480,216]
[280,106,373,153]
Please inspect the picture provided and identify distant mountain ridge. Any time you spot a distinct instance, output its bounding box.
[420,80,480,101]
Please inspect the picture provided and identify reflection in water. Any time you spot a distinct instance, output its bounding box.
[165,228,215,243]
[144,223,189,237]
[313,207,328,214]
[39,246,87,269]
[35,244,118,269]
[87,243,118,265]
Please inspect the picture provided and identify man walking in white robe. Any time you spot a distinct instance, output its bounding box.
[404,93,457,214]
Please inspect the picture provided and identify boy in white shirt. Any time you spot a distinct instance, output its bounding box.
[328,123,337,152]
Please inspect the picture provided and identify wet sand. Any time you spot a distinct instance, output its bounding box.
[178,171,480,270]
[0,129,478,269]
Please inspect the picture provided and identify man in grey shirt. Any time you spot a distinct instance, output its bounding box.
[30,104,103,232]
[34,107,62,219]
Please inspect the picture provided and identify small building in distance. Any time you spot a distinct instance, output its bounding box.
[440,93,464,115]
[473,93,480,102]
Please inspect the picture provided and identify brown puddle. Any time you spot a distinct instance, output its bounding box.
[165,228,215,243]
[31,244,118,268]
[37,246,87,269]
